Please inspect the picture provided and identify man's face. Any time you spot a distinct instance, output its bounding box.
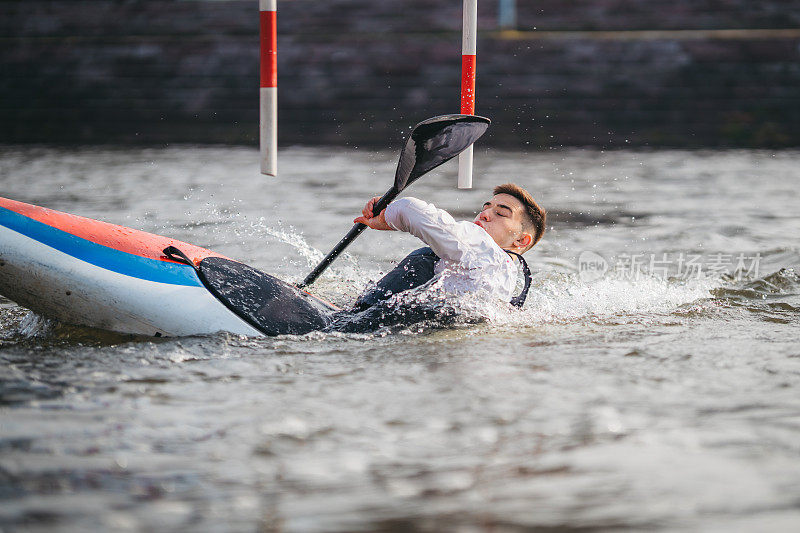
[474,193,529,250]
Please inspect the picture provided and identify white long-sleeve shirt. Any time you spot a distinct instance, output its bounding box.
[384,197,518,302]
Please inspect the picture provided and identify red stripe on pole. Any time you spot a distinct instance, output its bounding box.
[260,10,277,88]
[460,54,476,114]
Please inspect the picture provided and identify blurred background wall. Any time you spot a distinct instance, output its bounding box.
[2,0,799,147]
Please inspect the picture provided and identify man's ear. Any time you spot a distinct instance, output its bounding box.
[515,232,533,250]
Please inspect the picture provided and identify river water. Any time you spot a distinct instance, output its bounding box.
[1,145,799,531]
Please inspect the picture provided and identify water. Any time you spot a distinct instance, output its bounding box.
[1,145,799,531]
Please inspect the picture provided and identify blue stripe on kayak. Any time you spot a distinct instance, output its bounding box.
[0,206,202,286]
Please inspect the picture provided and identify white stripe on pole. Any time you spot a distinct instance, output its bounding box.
[260,87,277,176]
[458,144,474,189]
[260,0,277,176]
[462,0,478,56]
[458,0,478,189]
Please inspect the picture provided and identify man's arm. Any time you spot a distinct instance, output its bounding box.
[378,197,500,264]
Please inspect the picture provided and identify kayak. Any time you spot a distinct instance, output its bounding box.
[0,197,337,337]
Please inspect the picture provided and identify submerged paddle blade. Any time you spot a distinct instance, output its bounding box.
[394,114,490,191]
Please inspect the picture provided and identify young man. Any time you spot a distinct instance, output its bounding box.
[350,183,546,311]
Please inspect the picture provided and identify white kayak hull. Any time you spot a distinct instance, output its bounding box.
[0,224,262,337]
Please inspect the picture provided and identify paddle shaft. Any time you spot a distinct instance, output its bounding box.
[298,188,397,288]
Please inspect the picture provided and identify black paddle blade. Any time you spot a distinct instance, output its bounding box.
[394,114,490,191]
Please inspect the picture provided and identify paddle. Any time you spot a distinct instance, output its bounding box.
[298,114,491,289]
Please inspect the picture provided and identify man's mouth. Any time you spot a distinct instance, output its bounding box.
[474,221,484,229]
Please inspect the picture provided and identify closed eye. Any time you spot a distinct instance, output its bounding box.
[496,204,514,217]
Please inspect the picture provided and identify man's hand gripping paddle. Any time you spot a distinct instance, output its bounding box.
[298,114,490,289]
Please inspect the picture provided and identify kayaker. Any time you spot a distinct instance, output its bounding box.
[347,182,546,316]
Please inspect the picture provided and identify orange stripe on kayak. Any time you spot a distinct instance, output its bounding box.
[0,197,225,266]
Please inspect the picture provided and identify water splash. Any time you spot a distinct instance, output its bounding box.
[249,217,325,268]
[323,264,721,337]
[423,269,724,333]
[520,272,717,323]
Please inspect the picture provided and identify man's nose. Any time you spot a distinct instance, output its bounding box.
[480,209,491,221]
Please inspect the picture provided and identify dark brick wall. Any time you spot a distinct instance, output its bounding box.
[2,0,799,147]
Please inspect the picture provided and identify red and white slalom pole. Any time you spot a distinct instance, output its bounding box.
[260,0,277,176]
[458,0,478,189]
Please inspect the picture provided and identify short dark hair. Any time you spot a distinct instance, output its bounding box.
[493,183,546,252]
